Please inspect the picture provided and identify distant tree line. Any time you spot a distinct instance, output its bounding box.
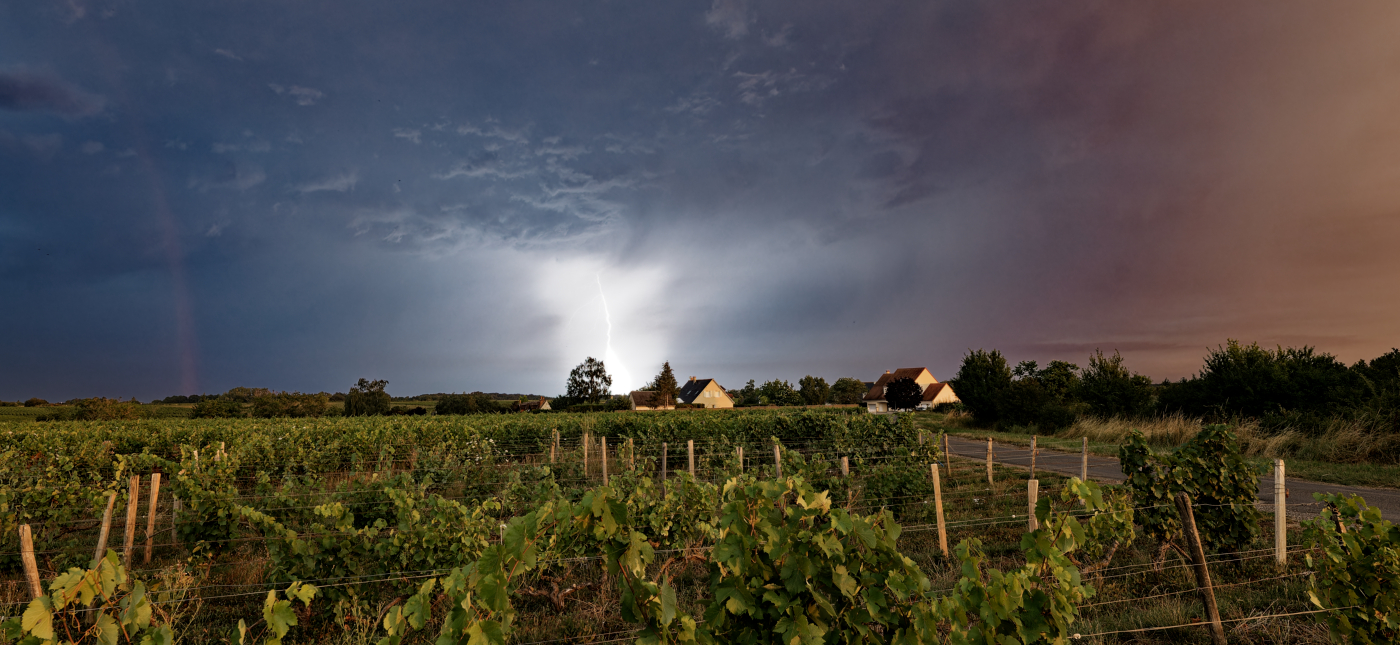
[727,376,868,407]
[948,340,1400,436]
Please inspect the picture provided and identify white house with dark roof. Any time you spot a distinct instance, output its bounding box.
[678,377,733,409]
[863,367,960,412]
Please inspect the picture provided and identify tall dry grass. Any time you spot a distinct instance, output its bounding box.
[1057,413,1400,464]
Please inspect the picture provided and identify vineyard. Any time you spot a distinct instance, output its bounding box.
[1,410,1395,644]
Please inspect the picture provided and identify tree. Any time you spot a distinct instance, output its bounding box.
[23,397,48,407]
[731,380,761,406]
[758,379,802,406]
[884,377,924,411]
[565,357,612,404]
[344,378,391,416]
[829,377,869,404]
[1077,349,1153,418]
[949,349,1012,423]
[436,392,498,415]
[797,375,830,406]
[651,362,680,408]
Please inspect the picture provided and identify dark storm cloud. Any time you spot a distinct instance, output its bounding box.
[0,70,103,116]
[2,1,1400,400]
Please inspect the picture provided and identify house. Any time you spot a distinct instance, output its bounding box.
[629,390,674,411]
[863,367,960,412]
[677,377,734,409]
[512,396,551,412]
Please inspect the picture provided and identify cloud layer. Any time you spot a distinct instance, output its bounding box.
[3,1,1400,400]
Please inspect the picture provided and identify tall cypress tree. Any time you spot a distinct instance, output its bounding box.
[653,361,680,408]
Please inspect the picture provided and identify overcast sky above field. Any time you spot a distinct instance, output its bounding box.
[4,1,1400,400]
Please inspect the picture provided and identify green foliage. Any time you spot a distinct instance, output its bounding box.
[758,379,802,406]
[0,551,173,645]
[190,397,245,419]
[732,380,761,406]
[935,483,1102,644]
[250,391,329,418]
[345,378,391,417]
[883,377,923,411]
[703,476,935,644]
[1120,425,1261,553]
[0,448,124,573]
[435,391,499,415]
[1159,340,1377,431]
[798,375,830,406]
[1304,493,1400,644]
[566,357,613,404]
[24,398,48,407]
[829,377,868,405]
[1059,478,1135,569]
[233,582,318,645]
[950,349,1013,424]
[651,362,680,408]
[1077,350,1153,418]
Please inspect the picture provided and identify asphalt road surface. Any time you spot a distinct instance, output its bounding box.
[944,436,1400,521]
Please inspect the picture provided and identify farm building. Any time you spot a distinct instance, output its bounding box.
[628,390,674,411]
[863,367,960,412]
[677,377,734,409]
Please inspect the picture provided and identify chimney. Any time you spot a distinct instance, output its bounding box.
[689,376,696,381]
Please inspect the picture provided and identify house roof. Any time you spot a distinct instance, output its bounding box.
[678,378,728,404]
[630,391,657,407]
[921,382,952,401]
[862,368,934,401]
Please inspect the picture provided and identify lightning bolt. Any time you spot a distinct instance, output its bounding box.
[595,273,631,392]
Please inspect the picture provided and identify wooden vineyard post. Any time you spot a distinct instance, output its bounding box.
[123,474,140,568]
[583,432,591,480]
[601,437,609,485]
[736,446,743,472]
[93,492,118,566]
[1275,459,1287,566]
[1027,479,1039,532]
[943,433,952,480]
[628,438,635,471]
[661,442,668,494]
[20,524,42,599]
[172,496,182,549]
[918,431,924,445]
[1029,436,1037,479]
[144,473,161,564]
[687,440,695,477]
[985,439,993,487]
[1176,492,1228,645]
[1081,437,1089,481]
[550,429,557,464]
[774,443,782,479]
[932,464,948,557]
[841,456,849,478]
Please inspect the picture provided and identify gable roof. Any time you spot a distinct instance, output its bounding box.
[678,378,728,404]
[863,368,935,401]
[921,382,952,401]
[630,390,658,407]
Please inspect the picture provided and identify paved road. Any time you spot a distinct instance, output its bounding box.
[944,436,1400,521]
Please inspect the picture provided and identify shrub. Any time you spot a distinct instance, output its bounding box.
[949,349,1012,423]
[1120,425,1261,555]
[344,378,391,416]
[251,391,330,418]
[191,397,245,419]
[1077,349,1153,418]
[23,397,48,407]
[436,391,498,415]
[1304,493,1400,644]
[829,377,868,404]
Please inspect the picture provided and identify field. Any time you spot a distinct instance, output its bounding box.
[0,410,1382,644]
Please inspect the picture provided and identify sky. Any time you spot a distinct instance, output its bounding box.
[4,1,1400,401]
